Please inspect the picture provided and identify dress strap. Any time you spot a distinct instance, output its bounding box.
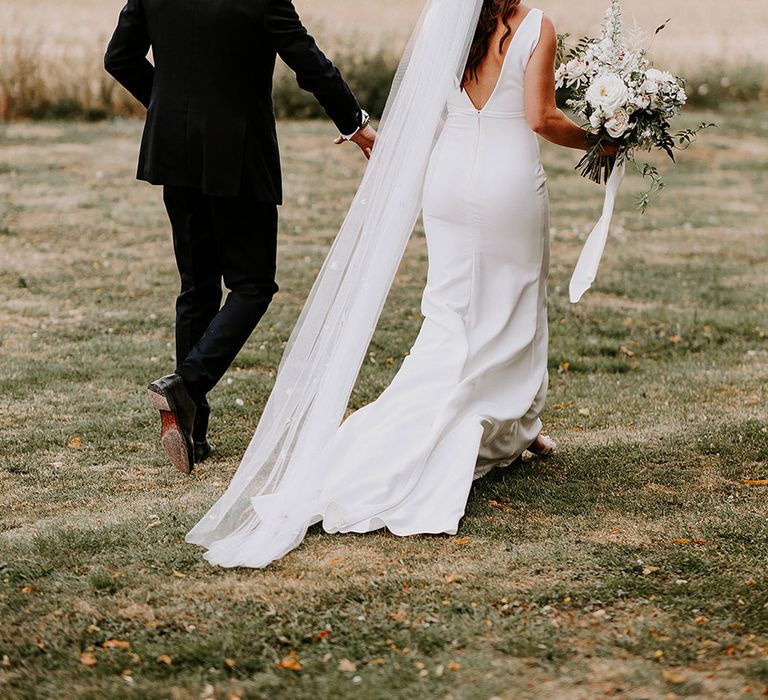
[520,8,544,63]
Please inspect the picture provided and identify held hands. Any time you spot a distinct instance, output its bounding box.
[334,124,377,160]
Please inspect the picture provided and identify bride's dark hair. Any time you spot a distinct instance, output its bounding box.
[462,0,522,88]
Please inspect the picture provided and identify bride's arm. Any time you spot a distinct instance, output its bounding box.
[524,15,617,157]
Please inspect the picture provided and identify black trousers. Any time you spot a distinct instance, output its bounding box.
[162,186,279,441]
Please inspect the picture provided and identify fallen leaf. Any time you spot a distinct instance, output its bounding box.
[368,657,386,666]
[118,603,156,622]
[448,661,461,671]
[276,651,302,671]
[662,670,686,684]
[224,658,237,668]
[21,586,33,594]
[743,480,768,486]
[619,345,636,357]
[68,437,82,448]
[643,566,660,576]
[313,629,332,642]
[445,574,462,584]
[653,650,665,660]
[488,500,510,512]
[338,658,357,672]
[453,537,471,546]
[744,578,757,585]
[671,539,708,545]
[80,652,98,667]
[86,624,100,633]
[694,616,709,625]
[668,335,682,344]
[156,654,172,666]
[172,570,186,578]
[103,639,131,651]
[2,655,11,668]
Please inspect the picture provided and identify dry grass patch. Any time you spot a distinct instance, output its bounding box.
[1,108,767,697]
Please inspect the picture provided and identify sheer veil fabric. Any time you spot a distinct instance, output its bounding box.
[186,0,485,567]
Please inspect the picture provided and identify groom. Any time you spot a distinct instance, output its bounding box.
[105,0,376,474]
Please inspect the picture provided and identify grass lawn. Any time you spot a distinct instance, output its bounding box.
[0,106,767,699]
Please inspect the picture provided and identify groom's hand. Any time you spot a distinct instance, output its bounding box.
[334,124,377,160]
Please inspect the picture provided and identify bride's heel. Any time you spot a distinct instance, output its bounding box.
[529,433,557,457]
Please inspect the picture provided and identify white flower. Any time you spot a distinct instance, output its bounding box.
[646,68,675,84]
[555,64,566,89]
[586,73,629,114]
[604,108,630,138]
[564,58,589,85]
[589,111,603,129]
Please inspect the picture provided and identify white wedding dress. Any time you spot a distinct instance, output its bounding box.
[189,6,552,566]
[280,9,549,537]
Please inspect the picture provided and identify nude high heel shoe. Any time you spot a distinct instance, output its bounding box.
[529,433,557,457]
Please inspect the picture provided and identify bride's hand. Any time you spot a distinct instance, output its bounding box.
[600,141,619,159]
[334,124,377,160]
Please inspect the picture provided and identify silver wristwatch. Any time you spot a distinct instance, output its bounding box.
[341,110,370,141]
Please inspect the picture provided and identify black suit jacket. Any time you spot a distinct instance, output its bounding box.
[105,0,362,203]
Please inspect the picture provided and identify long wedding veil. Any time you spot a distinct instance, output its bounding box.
[186,0,485,567]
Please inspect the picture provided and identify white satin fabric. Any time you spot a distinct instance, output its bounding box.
[569,160,625,302]
[312,10,551,536]
[188,5,554,568]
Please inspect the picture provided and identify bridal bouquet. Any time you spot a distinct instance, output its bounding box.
[556,0,714,210]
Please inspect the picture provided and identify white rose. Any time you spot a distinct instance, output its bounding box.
[604,108,630,138]
[586,73,629,114]
[589,111,603,129]
[640,79,659,95]
[646,68,675,85]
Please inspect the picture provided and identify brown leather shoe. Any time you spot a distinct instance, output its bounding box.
[147,374,197,474]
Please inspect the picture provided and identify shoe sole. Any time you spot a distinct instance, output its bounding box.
[148,388,193,475]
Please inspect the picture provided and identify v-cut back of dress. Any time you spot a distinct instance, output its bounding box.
[463,8,537,113]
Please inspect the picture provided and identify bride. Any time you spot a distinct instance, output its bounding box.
[187,0,617,568]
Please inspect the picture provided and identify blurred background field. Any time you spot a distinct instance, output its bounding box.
[0,0,767,120]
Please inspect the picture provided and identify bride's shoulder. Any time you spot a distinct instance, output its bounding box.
[521,6,556,33]
[536,10,557,40]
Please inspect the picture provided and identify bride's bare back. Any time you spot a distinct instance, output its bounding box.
[464,5,533,111]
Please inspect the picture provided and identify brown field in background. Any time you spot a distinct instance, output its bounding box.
[0,0,766,120]
[2,0,768,67]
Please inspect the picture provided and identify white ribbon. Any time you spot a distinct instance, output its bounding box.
[569,160,626,304]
